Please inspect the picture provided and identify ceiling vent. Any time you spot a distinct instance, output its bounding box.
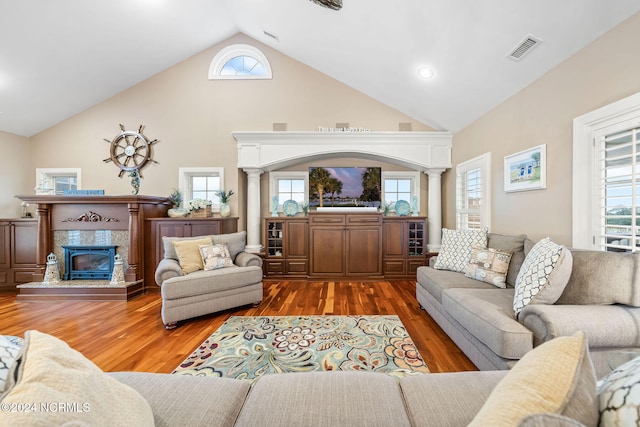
[507,34,543,62]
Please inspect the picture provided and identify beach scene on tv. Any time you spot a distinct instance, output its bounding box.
[308,167,381,208]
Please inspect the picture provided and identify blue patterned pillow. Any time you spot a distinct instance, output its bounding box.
[0,335,24,393]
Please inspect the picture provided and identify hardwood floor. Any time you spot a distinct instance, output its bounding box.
[0,280,477,374]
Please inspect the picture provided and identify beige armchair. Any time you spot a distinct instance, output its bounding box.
[154,231,263,329]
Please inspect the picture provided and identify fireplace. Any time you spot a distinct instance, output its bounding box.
[62,245,117,280]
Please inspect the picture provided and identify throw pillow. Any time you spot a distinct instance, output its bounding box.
[434,228,488,273]
[0,335,23,394]
[465,245,512,288]
[598,353,640,426]
[468,331,598,427]
[1,330,154,426]
[173,237,213,274]
[513,237,573,315]
[200,243,234,270]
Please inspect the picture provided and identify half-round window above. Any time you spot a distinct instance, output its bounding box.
[209,44,272,80]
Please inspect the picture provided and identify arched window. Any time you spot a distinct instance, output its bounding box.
[208,44,272,80]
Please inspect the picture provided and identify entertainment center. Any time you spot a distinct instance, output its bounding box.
[264,211,427,278]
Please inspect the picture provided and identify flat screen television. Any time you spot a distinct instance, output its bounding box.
[308,167,381,208]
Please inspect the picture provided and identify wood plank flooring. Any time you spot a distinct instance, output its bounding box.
[0,280,477,374]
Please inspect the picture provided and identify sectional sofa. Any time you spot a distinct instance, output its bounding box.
[417,232,640,377]
[4,329,628,427]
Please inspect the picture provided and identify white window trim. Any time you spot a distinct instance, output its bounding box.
[456,153,491,230]
[269,171,309,212]
[35,168,81,195]
[381,171,420,210]
[208,44,272,80]
[573,91,640,249]
[179,167,224,210]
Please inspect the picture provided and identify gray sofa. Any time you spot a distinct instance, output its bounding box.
[154,231,263,328]
[417,233,640,377]
[106,331,603,426]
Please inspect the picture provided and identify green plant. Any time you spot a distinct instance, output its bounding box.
[215,189,234,204]
[168,189,183,207]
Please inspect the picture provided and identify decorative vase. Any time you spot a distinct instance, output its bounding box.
[168,207,189,218]
[220,203,231,217]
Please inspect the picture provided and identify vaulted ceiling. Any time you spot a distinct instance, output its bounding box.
[2,0,639,137]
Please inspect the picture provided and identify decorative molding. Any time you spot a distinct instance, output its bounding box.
[233,131,453,171]
[62,211,119,223]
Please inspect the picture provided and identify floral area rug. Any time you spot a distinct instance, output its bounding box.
[172,315,430,382]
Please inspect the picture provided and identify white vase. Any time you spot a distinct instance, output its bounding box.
[219,203,231,217]
[167,207,189,218]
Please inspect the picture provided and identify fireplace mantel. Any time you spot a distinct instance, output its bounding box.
[15,195,171,283]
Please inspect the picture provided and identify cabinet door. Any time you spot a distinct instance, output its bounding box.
[190,221,220,237]
[286,221,308,258]
[382,221,405,257]
[0,222,9,269]
[11,222,37,267]
[347,228,382,275]
[310,228,344,275]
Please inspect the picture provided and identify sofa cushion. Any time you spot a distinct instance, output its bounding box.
[162,265,263,300]
[109,372,250,427]
[487,233,528,287]
[235,371,411,427]
[468,331,598,427]
[514,238,573,315]
[212,231,247,260]
[558,250,640,307]
[1,330,154,426]
[173,237,212,274]
[417,266,496,304]
[163,235,214,261]
[598,354,640,426]
[434,228,488,273]
[400,370,507,427]
[465,245,512,288]
[200,243,234,270]
[442,288,533,359]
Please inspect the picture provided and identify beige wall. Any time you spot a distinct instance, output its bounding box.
[21,33,433,229]
[444,12,640,246]
[0,131,31,217]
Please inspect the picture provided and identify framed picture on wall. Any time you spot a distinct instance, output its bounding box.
[504,144,547,192]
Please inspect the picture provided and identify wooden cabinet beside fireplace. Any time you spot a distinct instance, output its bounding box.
[144,217,238,289]
[0,219,38,291]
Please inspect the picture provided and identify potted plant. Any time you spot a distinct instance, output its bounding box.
[215,190,234,217]
[167,189,189,217]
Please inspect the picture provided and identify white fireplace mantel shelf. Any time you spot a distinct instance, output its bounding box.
[233,131,453,254]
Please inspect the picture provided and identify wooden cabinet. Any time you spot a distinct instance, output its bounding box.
[263,214,425,279]
[309,213,382,277]
[264,217,309,276]
[382,217,427,277]
[0,219,38,291]
[144,217,238,289]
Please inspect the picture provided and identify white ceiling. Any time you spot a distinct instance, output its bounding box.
[2,0,639,137]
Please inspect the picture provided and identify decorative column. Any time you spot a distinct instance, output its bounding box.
[425,168,446,253]
[243,168,263,253]
[33,203,52,281]
[126,202,140,281]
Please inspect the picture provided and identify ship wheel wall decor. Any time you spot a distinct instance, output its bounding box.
[103,124,159,178]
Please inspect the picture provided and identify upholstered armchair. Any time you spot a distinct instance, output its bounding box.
[154,231,263,329]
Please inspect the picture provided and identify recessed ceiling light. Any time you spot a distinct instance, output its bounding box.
[418,66,435,80]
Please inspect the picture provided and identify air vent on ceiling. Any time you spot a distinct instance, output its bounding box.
[507,34,543,62]
[263,30,279,42]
